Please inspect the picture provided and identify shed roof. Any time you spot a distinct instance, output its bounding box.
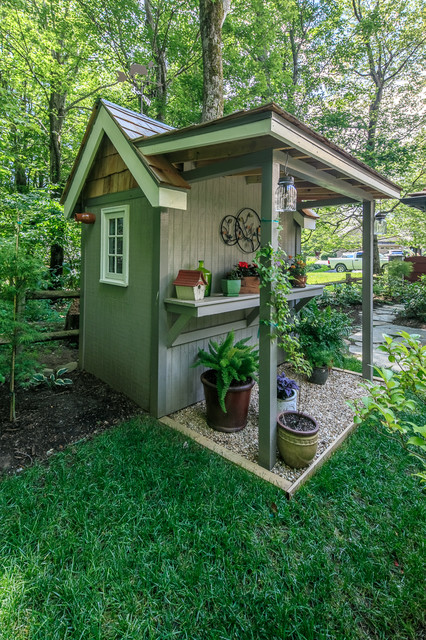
[101,100,174,139]
[62,99,401,218]
[136,103,401,204]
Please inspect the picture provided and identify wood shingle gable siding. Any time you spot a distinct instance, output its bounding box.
[83,135,138,200]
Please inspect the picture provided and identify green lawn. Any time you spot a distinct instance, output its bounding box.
[0,416,424,640]
[307,271,362,285]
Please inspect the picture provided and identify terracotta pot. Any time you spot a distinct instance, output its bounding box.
[240,276,260,294]
[75,212,96,224]
[201,371,254,432]
[221,279,241,297]
[292,275,307,288]
[308,366,329,385]
[277,411,319,468]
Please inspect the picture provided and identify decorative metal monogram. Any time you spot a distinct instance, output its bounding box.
[220,208,261,254]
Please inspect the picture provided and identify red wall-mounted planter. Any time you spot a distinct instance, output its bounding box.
[75,212,96,224]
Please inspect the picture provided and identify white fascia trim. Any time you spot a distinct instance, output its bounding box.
[158,187,187,209]
[136,119,272,156]
[271,116,400,200]
[63,108,187,217]
[293,211,316,230]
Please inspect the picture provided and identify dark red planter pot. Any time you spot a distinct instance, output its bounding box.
[201,371,255,433]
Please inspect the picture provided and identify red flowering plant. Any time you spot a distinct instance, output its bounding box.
[231,261,259,278]
[287,254,307,278]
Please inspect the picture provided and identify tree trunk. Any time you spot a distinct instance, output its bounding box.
[373,233,381,275]
[49,90,66,187]
[48,90,66,286]
[199,0,230,122]
[144,0,168,121]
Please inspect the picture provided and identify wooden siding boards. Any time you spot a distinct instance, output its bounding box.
[158,176,263,415]
[80,191,154,410]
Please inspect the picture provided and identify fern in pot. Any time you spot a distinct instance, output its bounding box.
[192,331,259,433]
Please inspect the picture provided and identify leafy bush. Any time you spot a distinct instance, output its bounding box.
[296,301,352,368]
[402,276,426,322]
[306,263,329,272]
[351,332,426,481]
[318,283,362,307]
[192,331,259,412]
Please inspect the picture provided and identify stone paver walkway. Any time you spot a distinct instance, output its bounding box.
[348,304,426,369]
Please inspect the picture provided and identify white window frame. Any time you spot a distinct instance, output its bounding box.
[100,205,130,286]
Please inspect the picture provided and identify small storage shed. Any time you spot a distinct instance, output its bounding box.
[62,99,401,469]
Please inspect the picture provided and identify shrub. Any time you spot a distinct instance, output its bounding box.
[351,332,426,481]
[402,276,426,322]
[296,301,352,368]
[318,283,362,307]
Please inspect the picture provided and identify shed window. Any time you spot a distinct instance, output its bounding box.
[100,205,129,286]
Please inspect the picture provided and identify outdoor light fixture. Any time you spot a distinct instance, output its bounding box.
[374,211,387,235]
[275,174,298,213]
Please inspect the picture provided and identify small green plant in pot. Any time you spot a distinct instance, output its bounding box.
[221,267,242,297]
[192,331,259,432]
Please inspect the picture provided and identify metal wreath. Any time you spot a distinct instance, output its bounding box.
[220,208,261,254]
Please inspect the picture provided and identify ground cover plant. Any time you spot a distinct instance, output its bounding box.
[0,416,424,640]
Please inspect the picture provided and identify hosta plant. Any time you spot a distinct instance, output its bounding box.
[32,367,73,388]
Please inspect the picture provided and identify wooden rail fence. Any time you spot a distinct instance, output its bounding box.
[0,290,80,346]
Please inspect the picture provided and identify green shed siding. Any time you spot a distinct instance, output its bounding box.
[161,177,260,414]
[80,191,154,409]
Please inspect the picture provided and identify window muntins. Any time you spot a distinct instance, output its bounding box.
[100,205,129,286]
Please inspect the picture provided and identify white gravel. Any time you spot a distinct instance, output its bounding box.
[170,368,366,483]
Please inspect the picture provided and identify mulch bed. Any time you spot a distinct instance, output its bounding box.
[0,367,141,476]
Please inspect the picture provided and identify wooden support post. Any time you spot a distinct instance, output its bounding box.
[150,209,170,417]
[258,153,280,470]
[362,200,374,380]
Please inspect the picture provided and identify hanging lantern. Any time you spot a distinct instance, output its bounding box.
[374,211,387,235]
[275,175,297,212]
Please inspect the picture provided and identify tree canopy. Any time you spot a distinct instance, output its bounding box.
[1,0,425,268]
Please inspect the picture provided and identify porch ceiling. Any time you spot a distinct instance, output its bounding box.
[136,104,401,206]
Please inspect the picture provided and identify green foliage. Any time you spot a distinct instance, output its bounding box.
[296,301,352,368]
[351,332,426,481]
[0,237,46,405]
[0,190,80,289]
[31,367,73,388]
[402,275,426,323]
[255,243,311,377]
[386,260,414,281]
[318,283,363,307]
[193,331,259,412]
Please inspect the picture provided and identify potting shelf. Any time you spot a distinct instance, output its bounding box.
[164,285,324,347]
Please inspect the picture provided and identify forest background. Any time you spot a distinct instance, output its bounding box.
[1,0,425,288]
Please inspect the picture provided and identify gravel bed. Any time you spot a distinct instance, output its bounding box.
[170,368,366,484]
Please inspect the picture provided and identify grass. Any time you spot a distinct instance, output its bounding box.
[307,271,362,285]
[0,416,424,640]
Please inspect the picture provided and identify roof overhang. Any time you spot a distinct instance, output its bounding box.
[136,104,401,206]
[400,192,426,212]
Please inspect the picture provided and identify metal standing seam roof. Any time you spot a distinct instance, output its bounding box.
[101,100,175,139]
